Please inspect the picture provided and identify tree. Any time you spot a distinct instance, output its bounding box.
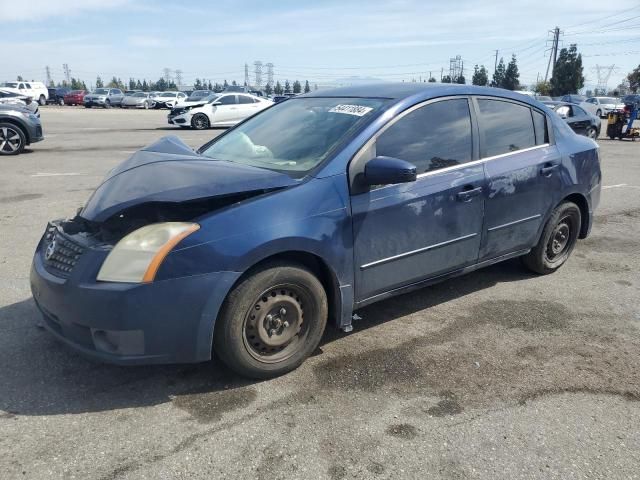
[129,78,136,90]
[264,83,273,95]
[231,80,237,86]
[491,58,506,88]
[455,75,466,84]
[428,77,437,83]
[441,75,452,83]
[284,80,291,93]
[533,80,552,95]
[292,80,302,93]
[213,82,223,93]
[628,64,640,93]
[194,78,203,89]
[208,81,213,90]
[142,80,149,91]
[136,80,143,90]
[96,76,104,88]
[502,55,520,91]
[550,44,584,96]
[223,79,229,89]
[472,65,489,86]
[274,81,283,95]
[304,80,310,93]
[17,75,24,81]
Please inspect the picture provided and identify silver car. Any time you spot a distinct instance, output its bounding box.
[121,92,156,109]
[84,88,125,108]
[0,89,40,116]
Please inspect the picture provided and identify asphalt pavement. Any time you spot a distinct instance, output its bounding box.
[1,106,639,479]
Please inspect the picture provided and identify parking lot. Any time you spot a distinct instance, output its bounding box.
[1,106,639,479]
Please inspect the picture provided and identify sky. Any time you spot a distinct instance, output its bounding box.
[1,0,638,92]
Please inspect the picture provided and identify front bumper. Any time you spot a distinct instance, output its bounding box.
[168,112,190,125]
[30,230,241,365]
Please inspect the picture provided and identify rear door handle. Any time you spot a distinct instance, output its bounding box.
[456,185,483,202]
[540,163,559,176]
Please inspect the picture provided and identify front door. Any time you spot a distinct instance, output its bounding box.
[474,97,563,260]
[351,98,485,302]
[212,94,238,124]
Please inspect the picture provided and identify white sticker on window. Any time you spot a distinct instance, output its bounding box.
[328,104,373,116]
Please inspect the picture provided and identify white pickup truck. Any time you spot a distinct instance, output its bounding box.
[1,81,49,105]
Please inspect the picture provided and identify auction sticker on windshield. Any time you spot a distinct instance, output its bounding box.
[328,104,373,116]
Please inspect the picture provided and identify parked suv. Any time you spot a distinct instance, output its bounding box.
[47,87,71,105]
[0,104,44,155]
[2,81,49,105]
[30,84,601,378]
[83,88,125,108]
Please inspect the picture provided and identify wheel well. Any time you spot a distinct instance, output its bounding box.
[562,193,589,238]
[235,251,341,328]
[0,118,29,143]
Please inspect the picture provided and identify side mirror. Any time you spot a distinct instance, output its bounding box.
[211,101,222,106]
[364,156,417,186]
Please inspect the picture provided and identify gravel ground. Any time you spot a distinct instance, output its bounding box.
[1,107,639,480]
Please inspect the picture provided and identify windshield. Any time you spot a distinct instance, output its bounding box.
[3,82,18,88]
[160,92,176,97]
[94,88,109,94]
[187,91,209,100]
[132,92,146,97]
[70,90,83,94]
[598,97,618,104]
[200,97,387,177]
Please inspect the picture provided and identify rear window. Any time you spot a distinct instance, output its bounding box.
[477,99,536,157]
[532,110,548,145]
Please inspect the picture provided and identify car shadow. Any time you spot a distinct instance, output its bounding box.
[0,259,533,417]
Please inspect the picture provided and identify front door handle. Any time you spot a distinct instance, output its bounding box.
[540,163,559,176]
[456,185,483,202]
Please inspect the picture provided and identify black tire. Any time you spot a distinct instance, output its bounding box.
[57,98,65,106]
[214,262,328,379]
[84,104,91,108]
[143,101,149,110]
[522,201,581,274]
[586,126,597,139]
[596,109,602,117]
[38,95,46,106]
[608,135,615,140]
[0,122,27,155]
[191,113,210,130]
[104,100,111,109]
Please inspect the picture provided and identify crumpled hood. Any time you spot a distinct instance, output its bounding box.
[80,136,298,222]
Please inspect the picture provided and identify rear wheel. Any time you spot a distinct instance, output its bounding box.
[596,109,602,117]
[38,95,46,106]
[522,201,581,274]
[214,263,328,379]
[191,113,210,130]
[57,98,64,106]
[0,123,26,155]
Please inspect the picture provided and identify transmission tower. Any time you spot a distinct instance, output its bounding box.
[266,63,274,87]
[175,69,183,88]
[45,66,52,86]
[163,67,172,83]
[244,63,250,86]
[254,61,263,89]
[62,63,71,83]
[449,55,462,82]
[592,65,617,95]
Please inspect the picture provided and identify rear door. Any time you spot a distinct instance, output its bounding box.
[475,97,562,260]
[351,97,485,302]
[237,95,261,119]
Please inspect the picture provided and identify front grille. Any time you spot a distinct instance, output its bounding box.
[42,224,86,278]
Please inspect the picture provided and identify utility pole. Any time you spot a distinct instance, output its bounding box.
[175,69,183,89]
[45,66,52,87]
[163,67,171,84]
[544,26,561,82]
[493,50,499,77]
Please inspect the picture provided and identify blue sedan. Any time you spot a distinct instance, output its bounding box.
[30,84,601,378]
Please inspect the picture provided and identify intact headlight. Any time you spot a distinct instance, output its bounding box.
[97,222,200,283]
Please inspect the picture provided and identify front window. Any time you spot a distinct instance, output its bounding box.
[94,88,109,94]
[161,92,176,98]
[200,97,387,177]
[132,92,146,97]
[598,97,617,104]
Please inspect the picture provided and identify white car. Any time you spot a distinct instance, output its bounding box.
[0,89,40,116]
[1,81,48,105]
[167,93,272,129]
[581,96,624,118]
[153,91,188,109]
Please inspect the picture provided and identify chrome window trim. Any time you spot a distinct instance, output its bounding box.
[487,214,542,232]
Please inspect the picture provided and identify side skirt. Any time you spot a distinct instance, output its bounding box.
[353,249,530,309]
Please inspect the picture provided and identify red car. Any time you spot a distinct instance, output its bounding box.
[63,90,87,106]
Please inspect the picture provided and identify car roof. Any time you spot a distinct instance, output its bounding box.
[302,82,544,106]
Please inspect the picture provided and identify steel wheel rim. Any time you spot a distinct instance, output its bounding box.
[242,283,312,364]
[0,126,22,153]
[545,215,573,261]
[588,128,597,138]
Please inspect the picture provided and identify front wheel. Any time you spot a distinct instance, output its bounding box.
[522,201,581,274]
[58,98,64,106]
[38,95,46,106]
[104,100,111,109]
[0,123,26,155]
[191,113,210,130]
[586,126,597,139]
[214,263,328,379]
